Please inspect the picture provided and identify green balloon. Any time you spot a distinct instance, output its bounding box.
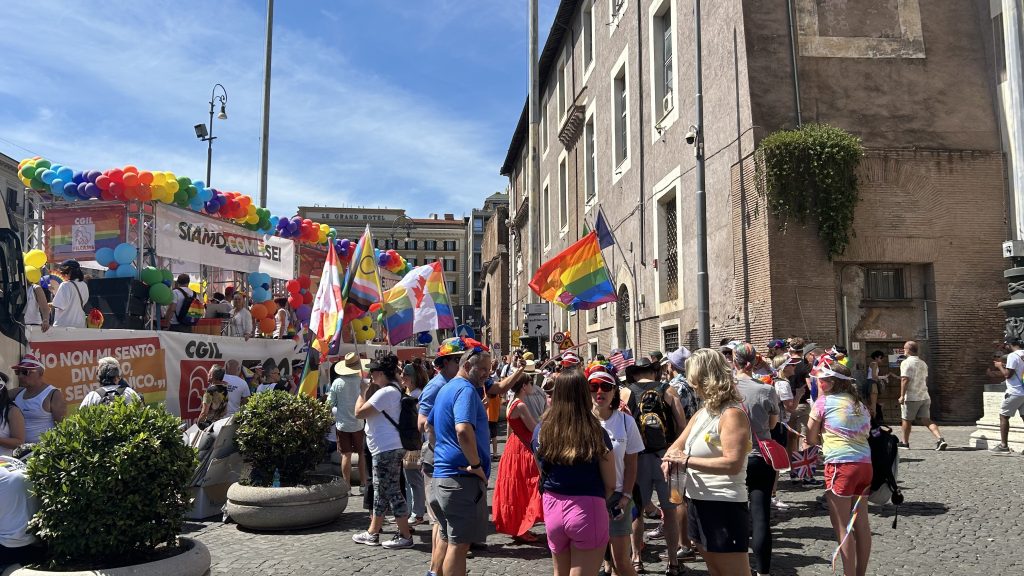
[149,283,173,305]
[35,159,51,170]
[19,165,36,179]
[161,269,173,283]
[141,266,162,286]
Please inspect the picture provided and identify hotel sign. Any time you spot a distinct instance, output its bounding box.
[302,211,400,223]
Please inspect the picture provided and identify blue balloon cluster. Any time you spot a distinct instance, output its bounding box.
[43,167,97,201]
[417,332,433,345]
[96,242,138,279]
[247,272,273,303]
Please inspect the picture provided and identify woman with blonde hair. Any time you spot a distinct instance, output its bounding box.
[662,349,751,576]
[533,371,615,576]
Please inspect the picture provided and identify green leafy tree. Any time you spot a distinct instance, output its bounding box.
[234,391,332,487]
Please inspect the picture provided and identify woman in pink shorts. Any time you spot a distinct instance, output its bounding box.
[532,371,615,576]
[805,362,873,576]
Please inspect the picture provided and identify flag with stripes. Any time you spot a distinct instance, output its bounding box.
[610,349,634,372]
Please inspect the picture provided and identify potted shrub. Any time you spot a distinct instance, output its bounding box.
[10,401,209,575]
[225,391,346,530]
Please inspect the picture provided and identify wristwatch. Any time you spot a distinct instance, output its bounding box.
[468,462,482,470]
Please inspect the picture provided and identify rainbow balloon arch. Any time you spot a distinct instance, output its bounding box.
[18,156,417,338]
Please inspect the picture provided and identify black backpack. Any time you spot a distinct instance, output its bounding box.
[174,288,200,327]
[629,382,675,453]
[96,383,128,405]
[868,425,904,527]
[382,387,423,451]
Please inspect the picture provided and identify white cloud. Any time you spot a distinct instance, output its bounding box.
[0,0,510,219]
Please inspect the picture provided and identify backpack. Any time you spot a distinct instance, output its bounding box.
[175,288,205,326]
[867,425,904,527]
[629,382,675,453]
[382,387,423,451]
[96,383,128,405]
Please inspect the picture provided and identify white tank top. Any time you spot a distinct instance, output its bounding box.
[14,386,56,444]
[683,405,748,502]
[0,418,11,457]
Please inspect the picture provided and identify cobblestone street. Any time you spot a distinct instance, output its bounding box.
[186,426,1024,575]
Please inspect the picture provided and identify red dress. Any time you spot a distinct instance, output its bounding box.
[492,399,544,537]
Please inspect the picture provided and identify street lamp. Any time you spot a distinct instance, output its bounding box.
[389,214,415,249]
[195,83,228,187]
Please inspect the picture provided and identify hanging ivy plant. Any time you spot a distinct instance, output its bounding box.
[755,123,864,259]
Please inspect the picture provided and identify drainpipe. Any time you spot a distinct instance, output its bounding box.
[1004,0,1024,239]
[786,0,803,126]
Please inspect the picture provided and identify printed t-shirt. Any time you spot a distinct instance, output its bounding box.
[810,393,871,464]
[430,376,491,478]
[598,410,644,492]
[365,384,403,456]
[222,374,251,416]
[1005,350,1024,396]
[532,423,613,498]
[899,356,930,401]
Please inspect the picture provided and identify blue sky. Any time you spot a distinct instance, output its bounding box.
[0,0,558,219]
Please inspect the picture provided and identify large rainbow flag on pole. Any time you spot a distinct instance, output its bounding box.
[382,261,456,345]
[308,238,344,359]
[341,225,382,322]
[529,231,617,311]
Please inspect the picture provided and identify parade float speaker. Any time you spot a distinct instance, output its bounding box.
[85,278,149,330]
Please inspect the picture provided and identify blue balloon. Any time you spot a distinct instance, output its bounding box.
[63,182,78,198]
[197,187,213,203]
[56,167,74,183]
[113,243,137,265]
[72,171,85,184]
[50,179,65,195]
[104,268,118,279]
[417,332,433,345]
[204,201,219,214]
[95,247,115,267]
[39,169,56,185]
[192,180,206,189]
[189,197,204,211]
[270,216,280,228]
[115,264,137,278]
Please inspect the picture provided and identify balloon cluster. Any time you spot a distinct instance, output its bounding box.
[23,249,47,284]
[95,242,139,279]
[351,315,375,343]
[285,276,313,325]
[20,156,333,244]
[374,248,413,276]
[139,266,176,305]
[416,332,433,345]
[333,237,354,266]
[241,272,278,335]
[246,272,274,304]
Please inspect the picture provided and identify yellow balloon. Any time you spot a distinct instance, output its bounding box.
[247,204,257,216]
[25,265,41,284]
[152,172,167,186]
[246,213,259,225]
[188,282,202,293]
[166,180,179,193]
[24,249,46,269]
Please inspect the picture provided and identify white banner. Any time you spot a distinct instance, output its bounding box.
[153,203,295,279]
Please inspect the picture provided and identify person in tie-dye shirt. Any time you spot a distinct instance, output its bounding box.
[805,362,872,576]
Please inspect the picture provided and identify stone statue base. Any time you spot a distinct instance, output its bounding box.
[969,385,1024,451]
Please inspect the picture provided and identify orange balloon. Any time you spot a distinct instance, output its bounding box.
[259,317,276,334]
[262,299,278,317]
[251,303,267,321]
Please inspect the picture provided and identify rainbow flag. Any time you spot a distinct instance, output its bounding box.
[382,261,456,345]
[296,346,320,397]
[529,231,617,311]
[309,237,343,359]
[341,225,381,322]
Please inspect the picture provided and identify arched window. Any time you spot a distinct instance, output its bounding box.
[616,285,630,350]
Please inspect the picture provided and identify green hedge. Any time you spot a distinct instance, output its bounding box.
[234,391,332,487]
[755,123,864,259]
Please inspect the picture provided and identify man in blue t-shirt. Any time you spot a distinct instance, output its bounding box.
[428,344,493,576]
[417,338,465,576]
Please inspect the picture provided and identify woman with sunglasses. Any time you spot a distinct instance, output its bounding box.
[804,362,872,576]
[588,363,643,576]
[492,371,544,544]
[533,371,615,576]
[0,377,26,457]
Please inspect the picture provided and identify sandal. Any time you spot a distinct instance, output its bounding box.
[512,532,539,543]
[632,559,644,574]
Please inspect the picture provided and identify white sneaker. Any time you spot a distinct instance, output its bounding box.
[381,534,415,549]
[352,531,380,546]
[771,497,790,509]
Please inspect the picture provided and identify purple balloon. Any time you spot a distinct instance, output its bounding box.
[63,182,78,198]
[84,183,99,198]
[87,170,101,183]
[340,239,351,250]
[72,171,85,184]
[295,304,311,323]
[204,201,219,213]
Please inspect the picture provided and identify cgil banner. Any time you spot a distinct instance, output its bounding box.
[153,203,295,280]
[27,327,304,420]
[46,205,126,262]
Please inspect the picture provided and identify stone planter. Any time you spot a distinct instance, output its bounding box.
[225,474,348,531]
[3,537,210,576]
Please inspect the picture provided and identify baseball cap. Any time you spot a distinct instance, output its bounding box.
[11,353,44,371]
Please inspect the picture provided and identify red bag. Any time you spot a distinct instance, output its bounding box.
[741,403,790,471]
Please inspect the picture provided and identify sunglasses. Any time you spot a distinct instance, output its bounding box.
[589,381,615,393]
[14,368,37,375]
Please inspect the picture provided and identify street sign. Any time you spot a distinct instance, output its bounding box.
[552,332,565,344]
[559,334,576,351]
[456,324,476,339]
[511,330,521,347]
[492,342,502,353]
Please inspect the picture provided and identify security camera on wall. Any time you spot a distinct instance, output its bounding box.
[685,130,697,145]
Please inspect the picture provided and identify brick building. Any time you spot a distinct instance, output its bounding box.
[479,200,510,351]
[499,0,1008,420]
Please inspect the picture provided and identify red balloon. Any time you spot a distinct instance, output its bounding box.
[288,294,302,309]
[96,175,111,191]
[123,165,139,174]
[368,302,382,313]
[303,219,313,226]
[108,262,119,270]
[108,181,124,199]
[122,186,138,200]
[100,189,115,201]
[285,279,300,294]
[108,168,124,183]
[136,184,152,201]
[302,291,313,305]
[138,171,154,185]
[122,172,139,187]
[298,276,311,290]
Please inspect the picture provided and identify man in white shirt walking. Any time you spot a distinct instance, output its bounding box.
[898,341,947,450]
[991,336,1024,453]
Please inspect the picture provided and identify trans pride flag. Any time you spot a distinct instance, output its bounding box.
[529,231,617,311]
[308,236,343,359]
[382,261,455,345]
[341,225,382,322]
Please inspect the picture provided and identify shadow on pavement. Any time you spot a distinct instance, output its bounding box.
[876,500,948,518]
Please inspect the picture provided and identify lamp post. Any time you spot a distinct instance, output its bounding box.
[691,0,710,349]
[194,84,228,187]
[389,214,414,249]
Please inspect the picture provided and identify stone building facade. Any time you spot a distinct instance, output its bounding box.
[500,0,1008,420]
[479,202,510,352]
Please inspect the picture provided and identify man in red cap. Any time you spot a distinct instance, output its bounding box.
[11,353,66,443]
